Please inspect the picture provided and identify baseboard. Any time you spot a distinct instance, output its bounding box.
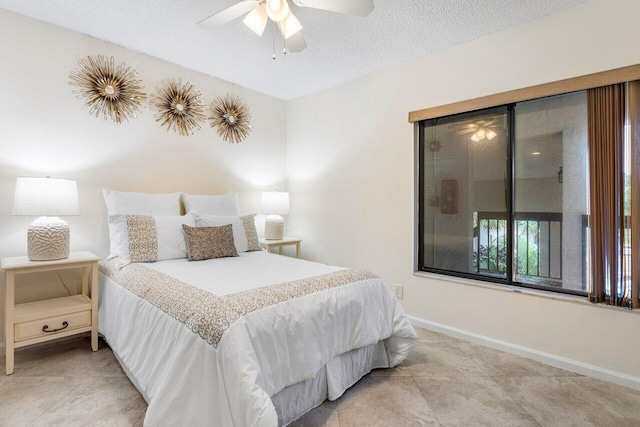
[408,315,640,391]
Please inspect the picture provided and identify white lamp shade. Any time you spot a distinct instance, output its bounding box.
[13,177,80,216]
[278,11,302,39]
[243,3,268,36]
[261,191,290,215]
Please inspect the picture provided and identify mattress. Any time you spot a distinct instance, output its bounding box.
[98,251,416,426]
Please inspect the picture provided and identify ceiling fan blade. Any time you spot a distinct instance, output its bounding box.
[454,129,477,135]
[287,31,307,52]
[448,123,475,129]
[199,1,260,29]
[292,0,373,17]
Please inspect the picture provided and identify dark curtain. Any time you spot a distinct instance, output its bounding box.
[587,84,628,306]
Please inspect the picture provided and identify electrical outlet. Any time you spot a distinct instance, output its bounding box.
[394,284,403,299]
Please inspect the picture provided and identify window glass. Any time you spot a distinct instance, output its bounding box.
[421,108,508,278]
[514,92,589,292]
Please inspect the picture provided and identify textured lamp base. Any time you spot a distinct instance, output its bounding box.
[264,215,285,240]
[27,217,70,261]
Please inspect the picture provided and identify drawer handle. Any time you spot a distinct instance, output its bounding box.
[42,321,69,333]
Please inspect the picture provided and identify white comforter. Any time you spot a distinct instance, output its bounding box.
[98,251,416,426]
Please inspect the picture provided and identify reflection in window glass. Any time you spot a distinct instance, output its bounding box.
[514,91,589,292]
[421,108,508,278]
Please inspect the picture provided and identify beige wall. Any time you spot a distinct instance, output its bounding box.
[287,0,640,380]
[0,10,287,343]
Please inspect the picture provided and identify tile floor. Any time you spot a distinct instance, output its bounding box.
[2,327,640,426]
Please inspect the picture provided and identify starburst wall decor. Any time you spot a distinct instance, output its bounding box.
[69,55,147,123]
[150,78,206,136]
[209,94,252,143]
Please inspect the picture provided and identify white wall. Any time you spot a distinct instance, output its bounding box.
[287,0,640,380]
[0,10,287,345]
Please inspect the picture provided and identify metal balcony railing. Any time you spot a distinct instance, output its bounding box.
[473,212,563,282]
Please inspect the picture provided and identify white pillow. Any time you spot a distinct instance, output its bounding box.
[194,213,260,253]
[103,189,181,215]
[181,193,239,216]
[103,189,181,258]
[110,213,196,265]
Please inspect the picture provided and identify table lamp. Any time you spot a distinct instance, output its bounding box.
[261,191,289,240]
[13,177,80,261]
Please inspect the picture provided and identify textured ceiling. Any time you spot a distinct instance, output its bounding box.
[0,0,589,100]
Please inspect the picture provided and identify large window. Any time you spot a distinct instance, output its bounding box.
[417,92,590,294]
[414,67,640,306]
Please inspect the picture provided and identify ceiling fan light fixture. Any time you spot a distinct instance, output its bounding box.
[266,0,290,22]
[243,3,268,36]
[278,11,303,39]
[470,132,481,142]
[486,129,497,140]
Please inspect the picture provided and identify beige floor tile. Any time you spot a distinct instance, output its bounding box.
[290,400,340,427]
[369,364,412,377]
[570,376,640,423]
[0,371,8,388]
[3,326,637,426]
[132,412,146,427]
[456,341,576,377]
[413,327,459,344]
[12,337,125,378]
[494,376,639,427]
[0,376,85,426]
[415,376,540,426]
[337,376,440,426]
[404,340,486,377]
[28,376,147,427]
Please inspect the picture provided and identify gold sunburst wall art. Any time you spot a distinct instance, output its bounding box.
[150,78,206,136]
[209,94,252,144]
[69,55,146,124]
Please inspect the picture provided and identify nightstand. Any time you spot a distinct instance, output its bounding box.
[1,251,100,375]
[259,237,302,258]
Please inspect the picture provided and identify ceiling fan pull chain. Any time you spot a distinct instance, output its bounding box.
[272,21,276,60]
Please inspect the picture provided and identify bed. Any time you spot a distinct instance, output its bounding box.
[97,190,416,426]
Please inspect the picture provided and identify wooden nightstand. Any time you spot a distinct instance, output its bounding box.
[1,251,100,375]
[259,237,302,258]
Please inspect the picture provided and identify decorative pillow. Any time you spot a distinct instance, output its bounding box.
[110,213,195,265]
[194,213,260,253]
[182,224,238,261]
[181,193,239,216]
[103,189,181,258]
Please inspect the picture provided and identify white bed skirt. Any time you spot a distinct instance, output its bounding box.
[272,341,389,425]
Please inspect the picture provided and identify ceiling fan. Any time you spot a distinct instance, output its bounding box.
[198,0,374,55]
[449,118,501,142]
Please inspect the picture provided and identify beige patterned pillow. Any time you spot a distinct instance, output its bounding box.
[110,213,196,266]
[182,224,239,261]
[126,215,158,262]
[240,214,261,251]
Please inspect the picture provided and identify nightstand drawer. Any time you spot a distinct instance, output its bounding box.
[14,310,91,343]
